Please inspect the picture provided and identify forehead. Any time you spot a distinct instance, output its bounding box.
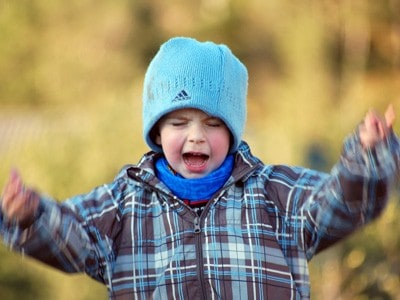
[164,108,218,119]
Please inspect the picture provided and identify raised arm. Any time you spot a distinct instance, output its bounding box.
[303,105,399,257]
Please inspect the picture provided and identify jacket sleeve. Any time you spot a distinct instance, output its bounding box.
[303,130,399,258]
[0,168,129,283]
[0,197,99,273]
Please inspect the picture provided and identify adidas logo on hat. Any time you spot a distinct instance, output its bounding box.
[173,90,191,102]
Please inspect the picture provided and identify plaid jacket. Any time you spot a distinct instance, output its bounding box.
[1,133,398,299]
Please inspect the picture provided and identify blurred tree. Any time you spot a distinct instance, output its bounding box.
[0,1,44,105]
[0,0,399,299]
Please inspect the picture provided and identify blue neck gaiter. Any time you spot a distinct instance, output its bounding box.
[155,155,234,201]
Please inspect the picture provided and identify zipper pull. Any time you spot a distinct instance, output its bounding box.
[194,216,201,234]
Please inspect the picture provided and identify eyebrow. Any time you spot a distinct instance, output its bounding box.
[167,114,221,122]
[167,115,188,119]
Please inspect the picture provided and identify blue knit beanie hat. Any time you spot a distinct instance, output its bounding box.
[143,37,248,153]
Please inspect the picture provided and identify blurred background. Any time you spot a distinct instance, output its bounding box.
[0,0,399,299]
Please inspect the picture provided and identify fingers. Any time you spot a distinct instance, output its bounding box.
[359,105,395,149]
[385,104,396,129]
[5,188,28,220]
[1,169,39,225]
[7,190,39,224]
[1,169,23,213]
[359,111,380,148]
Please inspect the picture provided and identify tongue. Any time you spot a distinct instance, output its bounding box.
[184,154,207,166]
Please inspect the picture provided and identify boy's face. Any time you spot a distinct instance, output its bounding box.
[155,108,231,179]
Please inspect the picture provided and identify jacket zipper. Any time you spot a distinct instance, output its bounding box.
[193,215,207,299]
[130,173,209,297]
[194,216,201,234]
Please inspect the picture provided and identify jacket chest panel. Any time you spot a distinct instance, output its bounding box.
[109,188,299,297]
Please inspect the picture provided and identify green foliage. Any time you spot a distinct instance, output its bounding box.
[0,249,47,300]
[0,0,399,299]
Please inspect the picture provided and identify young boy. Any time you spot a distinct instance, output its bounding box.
[0,37,398,299]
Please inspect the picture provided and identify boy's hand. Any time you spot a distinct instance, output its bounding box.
[359,105,396,149]
[1,169,40,227]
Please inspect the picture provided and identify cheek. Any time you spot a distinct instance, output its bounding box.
[164,132,183,144]
[158,128,175,144]
[160,131,184,151]
[210,132,231,153]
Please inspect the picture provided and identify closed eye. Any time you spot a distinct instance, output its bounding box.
[171,122,186,126]
[168,118,188,126]
[205,118,224,127]
[207,123,222,127]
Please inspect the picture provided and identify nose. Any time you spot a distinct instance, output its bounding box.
[188,123,206,144]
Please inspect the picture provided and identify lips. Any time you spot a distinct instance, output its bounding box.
[182,152,209,168]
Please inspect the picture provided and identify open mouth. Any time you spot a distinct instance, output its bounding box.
[182,152,209,167]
